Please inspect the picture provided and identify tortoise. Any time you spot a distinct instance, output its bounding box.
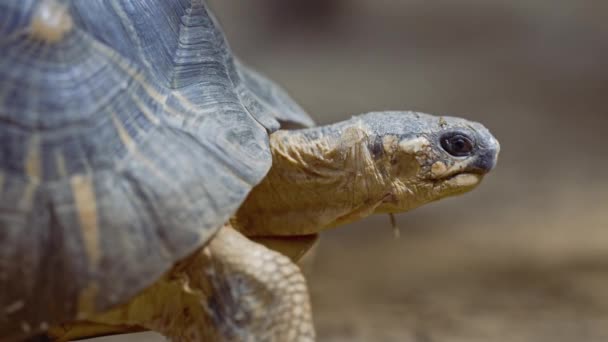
[0,0,500,341]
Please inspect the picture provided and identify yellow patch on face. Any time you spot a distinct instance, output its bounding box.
[341,125,369,147]
[445,173,481,187]
[29,0,73,43]
[399,137,430,154]
[382,135,399,154]
[431,161,448,178]
[431,159,473,180]
[71,175,101,268]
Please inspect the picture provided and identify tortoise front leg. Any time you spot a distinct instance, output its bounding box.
[46,225,315,342]
[197,225,315,342]
[251,234,319,263]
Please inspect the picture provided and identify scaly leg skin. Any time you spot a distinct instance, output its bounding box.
[197,226,315,342]
[250,234,319,264]
[47,225,315,342]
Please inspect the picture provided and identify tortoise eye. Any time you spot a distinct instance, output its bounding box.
[440,133,474,157]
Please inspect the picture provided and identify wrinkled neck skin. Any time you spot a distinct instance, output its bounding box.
[234,119,432,237]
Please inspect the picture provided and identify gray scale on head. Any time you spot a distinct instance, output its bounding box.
[325,111,496,167]
[0,0,313,339]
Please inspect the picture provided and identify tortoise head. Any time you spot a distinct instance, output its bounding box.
[364,111,500,214]
[234,111,499,236]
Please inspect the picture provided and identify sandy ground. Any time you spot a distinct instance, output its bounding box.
[91,1,608,341]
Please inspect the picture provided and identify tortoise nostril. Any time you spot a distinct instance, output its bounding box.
[469,149,497,173]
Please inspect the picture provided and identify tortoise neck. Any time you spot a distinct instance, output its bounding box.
[233,122,391,236]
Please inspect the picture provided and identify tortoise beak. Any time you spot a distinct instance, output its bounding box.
[467,149,498,174]
[467,135,500,174]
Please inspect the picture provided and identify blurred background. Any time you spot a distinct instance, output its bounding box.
[97,0,608,341]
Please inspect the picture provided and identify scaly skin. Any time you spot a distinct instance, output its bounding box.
[234,111,499,236]
[45,111,498,342]
[48,225,314,342]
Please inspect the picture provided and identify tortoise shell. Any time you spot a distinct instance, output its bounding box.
[0,0,313,338]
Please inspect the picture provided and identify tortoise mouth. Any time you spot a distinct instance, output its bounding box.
[430,160,489,183]
[442,173,482,187]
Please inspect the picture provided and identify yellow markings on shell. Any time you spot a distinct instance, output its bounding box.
[71,175,101,268]
[91,40,163,103]
[19,183,38,210]
[127,71,181,118]
[112,111,152,170]
[130,94,160,125]
[25,134,41,180]
[399,137,430,154]
[172,91,214,115]
[90,36,192,121]
[19,134,41,218]
[55,151,68,178]
[171,92,195,111]
[111,113,136,153]
[29,0,73,43]
[77,282,100,318]
[90,40,165,102]
[111,113,172,186]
